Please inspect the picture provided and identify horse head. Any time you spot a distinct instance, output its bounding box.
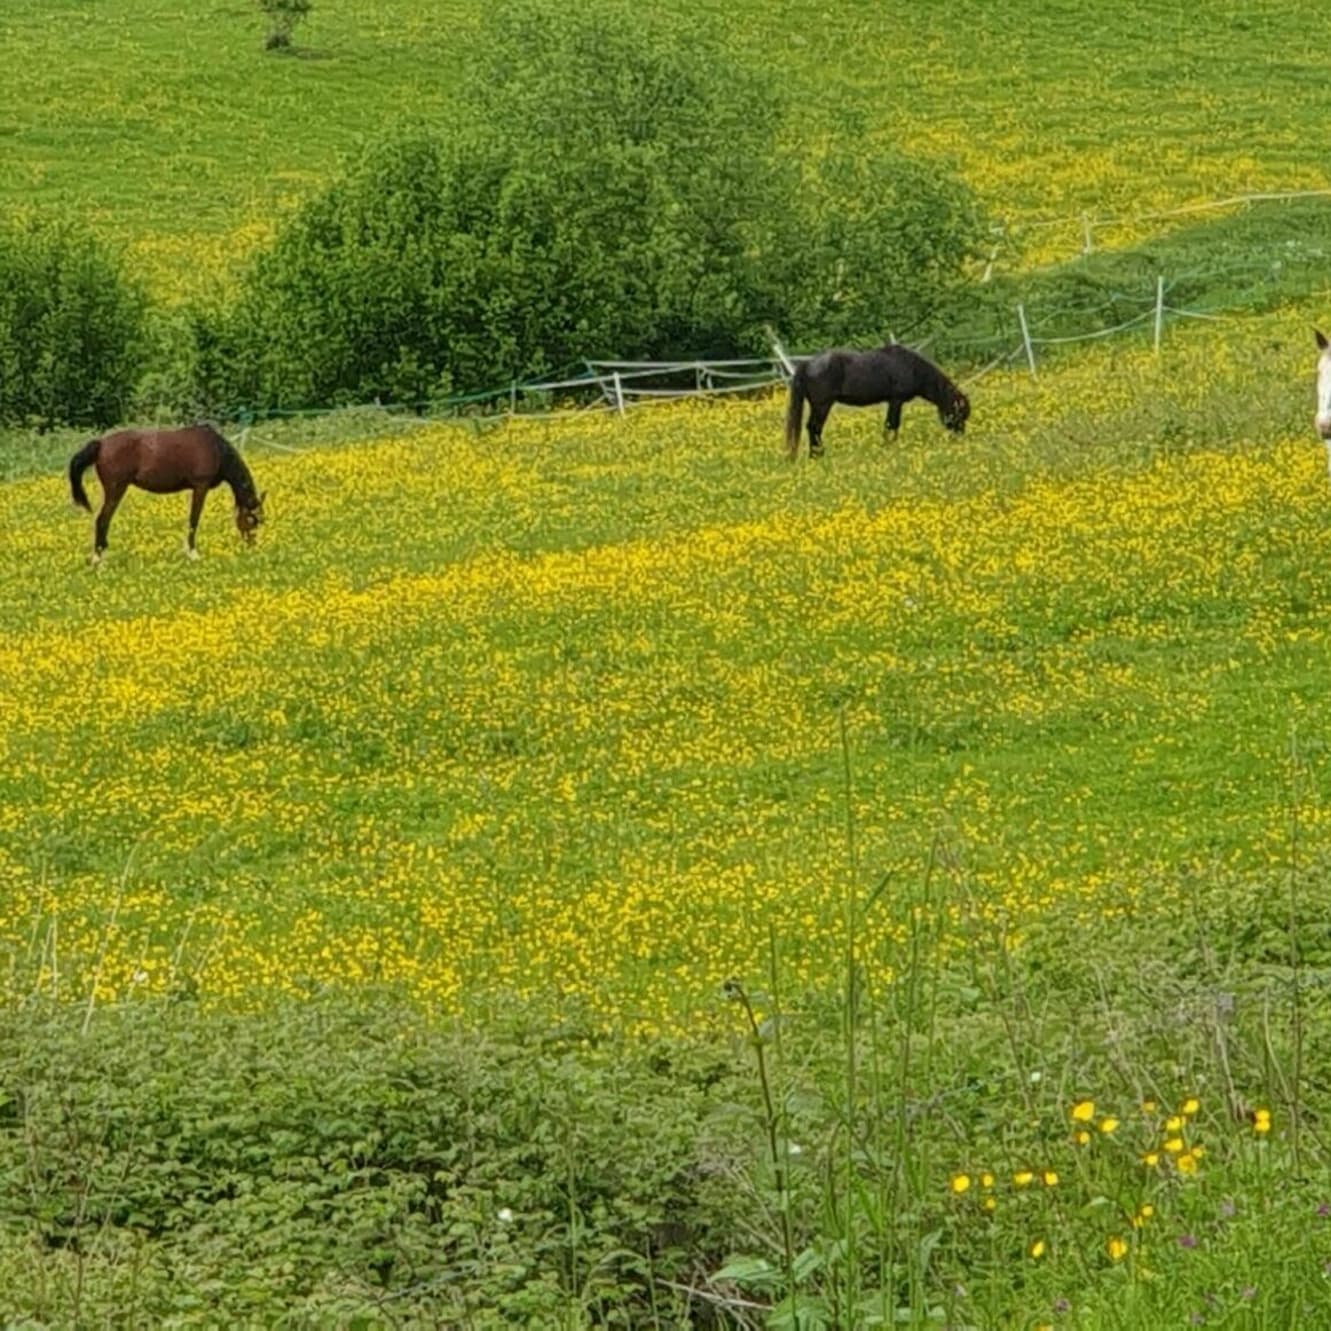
[941,389,970,435]
[235,490,266,543]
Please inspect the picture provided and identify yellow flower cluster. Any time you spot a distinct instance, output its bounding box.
[950,1093,1229,1270]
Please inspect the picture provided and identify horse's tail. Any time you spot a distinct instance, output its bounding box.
[784,367,806,459]
[68,437,101,511]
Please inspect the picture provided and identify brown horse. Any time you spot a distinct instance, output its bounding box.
[69,424,265,564]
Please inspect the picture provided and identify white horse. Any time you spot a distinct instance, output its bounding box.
[1315,330,1331,478]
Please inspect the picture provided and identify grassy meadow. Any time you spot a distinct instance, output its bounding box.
[3,0,1329,295]
[6,0,1331,1324]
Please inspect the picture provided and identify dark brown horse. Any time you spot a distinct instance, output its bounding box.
[69,423,265,564]
[785,343,971,459]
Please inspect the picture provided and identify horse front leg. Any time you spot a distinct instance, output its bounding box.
[884,399,903,442]
[185,486,208,559]
[92,482,126,567]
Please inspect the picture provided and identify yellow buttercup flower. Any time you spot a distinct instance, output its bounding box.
[1071,1099,1096,1123]
[1013,1170,1035,1188]
[1180,1097,1200,1117]
[1107,1235,1129,1261]
[1254,1108,1272,1135]
[950,1173,971,1194]
[1029,1239,1047,1259]
[1099,1116,1120,1134]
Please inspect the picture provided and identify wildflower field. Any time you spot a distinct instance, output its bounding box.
[0,309,1324,1023]
[8,0,1331,1322]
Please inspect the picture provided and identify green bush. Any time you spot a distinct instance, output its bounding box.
[790,143,989,347]
[206,0,986,412]
[0,216,148,428]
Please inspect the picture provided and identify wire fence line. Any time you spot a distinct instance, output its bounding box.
[227,280,1277,442]
[990,188,1331,257]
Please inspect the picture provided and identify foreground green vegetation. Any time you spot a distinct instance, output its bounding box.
[4,956,1325,1327]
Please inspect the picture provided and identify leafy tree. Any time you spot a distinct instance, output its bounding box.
[258,0,311,51]
[789,144,989,348]
[0,216,148,428]
[207,0,986,411]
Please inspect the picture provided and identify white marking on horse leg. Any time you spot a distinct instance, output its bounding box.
[186,545,201,561]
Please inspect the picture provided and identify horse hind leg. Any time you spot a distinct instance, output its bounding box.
[807,400,833,459]
[92,481,126,567]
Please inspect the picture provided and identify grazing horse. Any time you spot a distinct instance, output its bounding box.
[785,343,970,459]
[69,423,265,564]
[1315,329,1331,440]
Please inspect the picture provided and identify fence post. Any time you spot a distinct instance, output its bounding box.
[1153,276,1165,354]
[765,325,795,381]
[612,371,626,416]
[1016,303,1037,378]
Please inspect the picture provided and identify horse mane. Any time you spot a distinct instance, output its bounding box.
[208,425,259,507]
[889,344,961,404]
